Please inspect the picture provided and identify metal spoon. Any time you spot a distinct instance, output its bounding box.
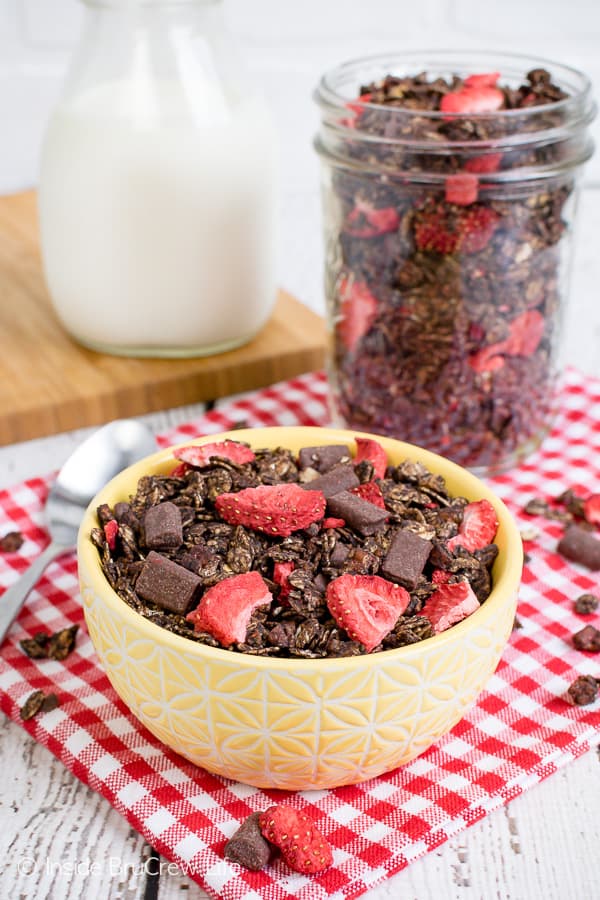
[0,419,156,644]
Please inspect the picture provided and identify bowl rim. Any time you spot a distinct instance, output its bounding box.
[77,425,523,670]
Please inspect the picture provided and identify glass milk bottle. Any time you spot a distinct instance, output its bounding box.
[39,0,279,357]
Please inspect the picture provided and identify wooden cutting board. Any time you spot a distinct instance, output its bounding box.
[0,192,326,446]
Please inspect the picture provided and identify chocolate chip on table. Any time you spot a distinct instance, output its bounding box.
[326,491,388,535]
[381,528,432,590]
[0,530,24,552]
[136,551,201,614]
[557,525,600,570]
[224,811,272,871]
[20,625,78,661]
[574,593,599,615]
[298,445,351,473]
[572,624,600,653]
[144,501,183,550]
[302,463,360,498]
[567,675,599,706]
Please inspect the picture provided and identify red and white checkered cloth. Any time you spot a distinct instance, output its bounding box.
[1,369,599,900]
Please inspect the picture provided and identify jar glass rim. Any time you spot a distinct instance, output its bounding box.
[315,49,594,120]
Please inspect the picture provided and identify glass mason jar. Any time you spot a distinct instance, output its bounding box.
[39,0,279,358]
[314,51,595,474]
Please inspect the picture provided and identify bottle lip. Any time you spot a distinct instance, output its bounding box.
[315,49,594,122]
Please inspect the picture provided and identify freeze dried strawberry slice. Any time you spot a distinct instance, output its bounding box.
[170,461,190,477]
[431,569,452,584]
[259,805,333,874]
[273,561,295,599]
[345,200,400,238]
[351,481,386,509]
[215,484,326,537]
[502,310,545,356]
[421,580,480,633]
[584,494,600,526]
[414,205,500,255]
[322,517,346,529]
[326,574,410,652]
[186,571,272,647]
[338,277,378,352]
[447,499,499,552]
[445,173,479,206]
[463,72,500,89]
[103,519,118,551]
[345,91,372,117]
[464,152,502,174]
[441,84,504,115]
[354,437,387,479]
[174,440,255,467]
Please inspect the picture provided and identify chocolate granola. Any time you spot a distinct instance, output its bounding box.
[91,439,500,657]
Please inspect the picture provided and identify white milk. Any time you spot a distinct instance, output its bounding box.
[39,79,279,355]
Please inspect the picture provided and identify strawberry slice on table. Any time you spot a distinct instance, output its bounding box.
[259,805,333,874]
[354,436,388,480]
[215,483,326,537]
[326,574,410,652]
[584,494,600,526]
[447,499,499,552]
[186,571,272,647]
[174,440,255,467]
[421,580,480,634]
[337,276,378,352]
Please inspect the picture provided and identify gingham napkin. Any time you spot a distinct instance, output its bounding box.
[1,369,599,900]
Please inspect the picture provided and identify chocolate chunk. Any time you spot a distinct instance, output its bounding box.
[298,444,351,473]
[136,551,201,614]
[381,529,432,590]
[302,463,360,499]
[224,811,272,871]
[178,543,219,578]
[557,525,600,570]
[144,502,183,550]
[567,675,599,706]
[0,530,24,552]
[330,540,350,567]
[572,624,600,653]
[574,593,599,615]
[326,491,388,535]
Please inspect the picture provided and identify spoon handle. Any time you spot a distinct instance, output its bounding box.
[0,541,72,645]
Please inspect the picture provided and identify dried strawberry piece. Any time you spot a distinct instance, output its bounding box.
[441,84,504,115]
[354,436,387,480]
[170,461,190,477]
[503,310,545,356]
[337,277,378,352]
[464,152,502,174]
[584,494,600,526]
[463,72,500,89]
[414,205,500,255]
[215,483,326,537]
[326,574,410,652]
[345,199,400,238]
[322,517,346,529]
[103,519,118,551]
[345,92,373,116]
[186,571,272,647]
[445,173,479,206]
[173,440,255,468]
[422,580,480,633]
[273,561,295,599]
[259,805,333,874]
[431,569,452,584]
[351,481,386,509]
[447,499,498,552]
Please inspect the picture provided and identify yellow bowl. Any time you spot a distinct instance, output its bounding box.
[77,426,522,790]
